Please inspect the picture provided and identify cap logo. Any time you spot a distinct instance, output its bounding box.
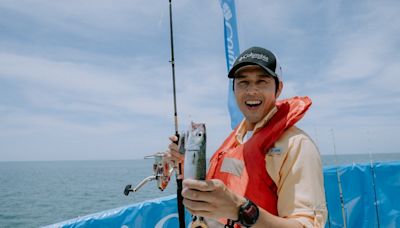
[238,52,269,63]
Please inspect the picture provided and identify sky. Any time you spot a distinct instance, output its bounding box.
[0,0,399,161]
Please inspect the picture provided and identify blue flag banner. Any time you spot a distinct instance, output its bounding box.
[46,161,400,228]
[218,0,243,129]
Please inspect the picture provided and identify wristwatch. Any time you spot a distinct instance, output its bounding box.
[237,199,259,227]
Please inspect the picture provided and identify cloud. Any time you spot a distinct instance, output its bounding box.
[0,53,130,93]
[0,0,165,34]
[0,38,231,161]
[0,0,399,160]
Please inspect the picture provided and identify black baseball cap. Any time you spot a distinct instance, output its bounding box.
[228,46,282,80]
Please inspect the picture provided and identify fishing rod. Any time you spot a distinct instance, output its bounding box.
[367,131,381,227]
[124,2,185,227]
[331,129,347,228]
[168,0,186,227]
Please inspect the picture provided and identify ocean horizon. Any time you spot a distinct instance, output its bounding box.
[1,153,399,227]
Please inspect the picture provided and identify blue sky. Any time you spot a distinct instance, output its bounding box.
[0,0,399,161]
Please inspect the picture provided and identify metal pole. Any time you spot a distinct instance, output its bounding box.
[168,1,185,227]
[331,129,347,228]
[367,131,381,227]
[314,127,331,228]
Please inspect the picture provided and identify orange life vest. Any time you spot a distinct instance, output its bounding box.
[206,96,312,217]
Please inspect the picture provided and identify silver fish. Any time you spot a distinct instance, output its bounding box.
[183,122,208,228]
[184,122,206,181]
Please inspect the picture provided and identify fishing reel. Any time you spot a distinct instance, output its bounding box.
[124,136,185,196]
[124,152,174,195]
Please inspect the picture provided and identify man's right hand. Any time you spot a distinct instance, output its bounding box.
[163,135,184,165]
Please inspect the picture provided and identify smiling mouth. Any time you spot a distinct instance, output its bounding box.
[245,100,262,108]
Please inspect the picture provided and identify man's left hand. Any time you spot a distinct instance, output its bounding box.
[182,179,246,220]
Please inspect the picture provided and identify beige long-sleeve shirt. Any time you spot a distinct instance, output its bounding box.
[235,106,327,228]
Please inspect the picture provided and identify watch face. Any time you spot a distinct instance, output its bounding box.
[240,200,259,226]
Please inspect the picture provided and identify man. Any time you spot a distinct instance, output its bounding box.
[166,47,327,227]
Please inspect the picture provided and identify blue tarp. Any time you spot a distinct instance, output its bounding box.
[44,195,192,228]
[373,162,400,227]
[324,161,400,227]
[46,161,400,228]
[325,163,376,228]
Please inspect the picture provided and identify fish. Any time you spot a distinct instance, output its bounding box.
[183,122,208,228]
[184,122,207,180]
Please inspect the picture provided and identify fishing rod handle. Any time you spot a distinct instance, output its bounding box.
[174,132,180,145]
[173,132,186,179]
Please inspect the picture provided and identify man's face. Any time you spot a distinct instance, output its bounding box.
[233,65,282,130]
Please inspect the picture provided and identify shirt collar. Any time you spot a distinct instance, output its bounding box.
[235,106,278,144]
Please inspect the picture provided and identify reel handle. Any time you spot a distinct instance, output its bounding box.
[124,184,132,196]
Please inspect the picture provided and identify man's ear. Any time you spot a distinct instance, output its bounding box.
[275,81,283,98]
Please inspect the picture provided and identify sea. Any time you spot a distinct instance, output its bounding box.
[1,153,399,228]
